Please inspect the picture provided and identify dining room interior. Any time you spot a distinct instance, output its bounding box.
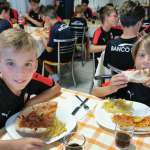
[0,0,150,150]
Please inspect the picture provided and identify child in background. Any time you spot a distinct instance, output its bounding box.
[25,0,43,27]
[0,1,12,32]
[0,28,61,128]
[92,34,150,107]
[81,0,93,19]
[90,5,122,68]
[103,0,145,71]
[69,4,87,29]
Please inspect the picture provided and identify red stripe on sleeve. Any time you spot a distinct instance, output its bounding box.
[32,72,54,87]
[92,28,102,45]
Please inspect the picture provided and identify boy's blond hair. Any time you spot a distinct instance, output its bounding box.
[98,5,117,23]
[0,28,38,54]
[74,5,84,16]
[132,34,150,60]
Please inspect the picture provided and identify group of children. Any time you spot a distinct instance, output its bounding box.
[91,1,150,107]
[0,0,150,149]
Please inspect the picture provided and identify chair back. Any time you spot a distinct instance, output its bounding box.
[54,38,76,64]
[70,26,86,44]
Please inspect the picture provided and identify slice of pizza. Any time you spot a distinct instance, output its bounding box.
[122,69,150,83]
[15,101,57,136]
[112,114,150,131]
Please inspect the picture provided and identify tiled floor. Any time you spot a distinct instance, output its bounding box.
[61,60,94,94]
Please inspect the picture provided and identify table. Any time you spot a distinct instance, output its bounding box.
[1,88,150,150]
[24,26,47,57]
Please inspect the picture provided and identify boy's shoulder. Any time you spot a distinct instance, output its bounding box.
[32,72,54,87]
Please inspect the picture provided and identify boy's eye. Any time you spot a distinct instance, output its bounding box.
[138,53,145,58]
[6,62,14,66]
[25,62,33,67]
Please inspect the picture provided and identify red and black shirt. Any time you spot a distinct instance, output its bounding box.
[92,26,122,67]
[0,72,55,128]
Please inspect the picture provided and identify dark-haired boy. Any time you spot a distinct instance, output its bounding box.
[39,5,74,73]
[0,1,12,32]
[25,0,43,27]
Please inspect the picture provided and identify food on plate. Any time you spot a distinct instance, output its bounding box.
[102,98,133,114]
[46,117,66,139]
[122,69,150,83]
[16,101,58,135]
[33,28,49,38]
[112,114,150,131]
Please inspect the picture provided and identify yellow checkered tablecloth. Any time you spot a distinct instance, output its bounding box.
[1,88,150,150]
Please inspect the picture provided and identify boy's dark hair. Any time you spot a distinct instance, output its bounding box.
[106,3,114,7]
[98,5,117,23]
[0,1,10,14]
[40,5,57,19]
[29,0,40,4]
[120,0,145,27]
[81,0,89,5]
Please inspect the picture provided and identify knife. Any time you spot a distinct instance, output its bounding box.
[72,98,89,115]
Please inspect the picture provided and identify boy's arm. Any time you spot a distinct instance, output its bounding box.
[91,85,116,98]
[25,14,43,27]
[25,83,61,107]
[0,138,45,150]
[91,73,128,98]
[89,44,106,53]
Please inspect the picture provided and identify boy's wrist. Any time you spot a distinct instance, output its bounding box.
[108,85,118,93]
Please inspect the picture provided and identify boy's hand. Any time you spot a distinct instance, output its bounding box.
[110,73,128,92]
[12,138,45,150]
[143,77,150,88]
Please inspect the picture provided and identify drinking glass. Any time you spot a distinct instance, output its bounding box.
[62,132,86,150]
[115,123,134,150]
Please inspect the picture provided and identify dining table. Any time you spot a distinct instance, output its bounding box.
[0,88,150,150]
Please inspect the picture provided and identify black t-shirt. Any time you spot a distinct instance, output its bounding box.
[69,17,87,28]
[0,19,12,33]
[104,37,137,71]
[0,73,55,128]
[108,83,150,107]
[69,17,88,43]
[27,8,43,27]
[92,26,123,67]
[39,21,74,62]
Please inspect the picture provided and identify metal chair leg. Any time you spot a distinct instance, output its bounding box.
[71,61,77,87]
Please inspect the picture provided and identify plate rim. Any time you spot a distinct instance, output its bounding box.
[5,109,77,144]
[95,100,150,135]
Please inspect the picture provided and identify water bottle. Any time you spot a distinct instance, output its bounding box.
[18,12,25,29]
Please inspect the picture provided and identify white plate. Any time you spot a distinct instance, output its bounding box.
[95,101,150,134]
[5,108,77,144]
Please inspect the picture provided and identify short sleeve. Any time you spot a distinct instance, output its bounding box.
[27,73,55,95]
[92,28,101,45]
[47,27,57,48]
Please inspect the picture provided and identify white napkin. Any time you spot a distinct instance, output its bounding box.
[53,93,98,120]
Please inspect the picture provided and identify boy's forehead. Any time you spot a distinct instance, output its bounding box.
[0,48,37,57]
